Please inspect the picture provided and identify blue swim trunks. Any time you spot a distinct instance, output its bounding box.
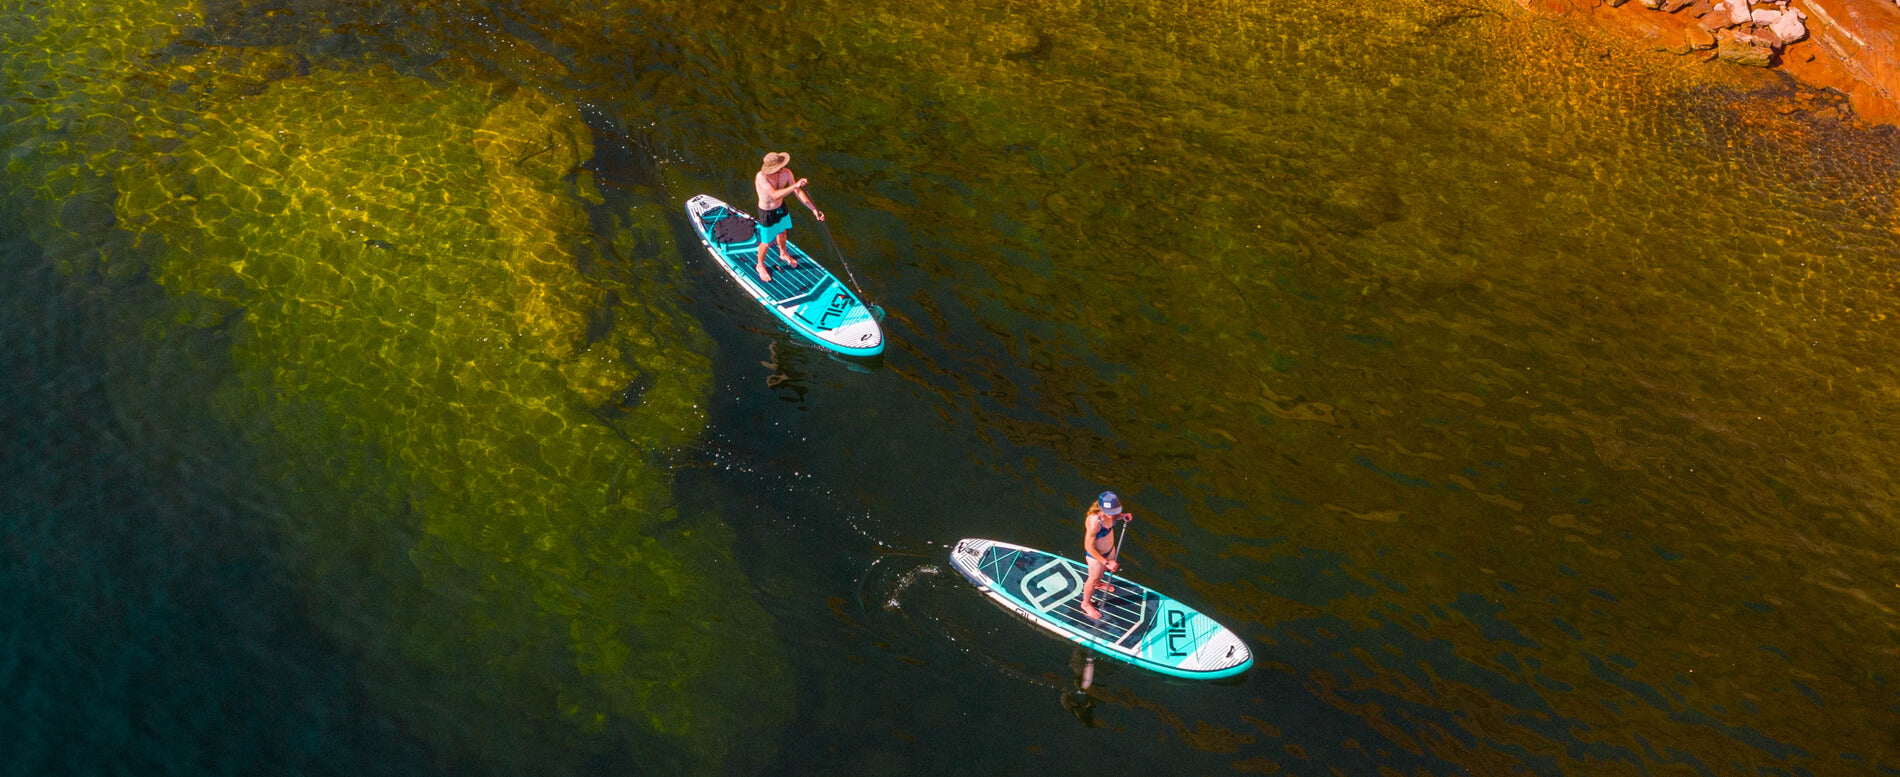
[757,205,793,243]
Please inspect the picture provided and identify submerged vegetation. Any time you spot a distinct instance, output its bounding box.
[2,0,789,771]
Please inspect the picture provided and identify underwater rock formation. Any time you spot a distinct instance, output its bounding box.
[118,63,790,774]
[0,0,792,771]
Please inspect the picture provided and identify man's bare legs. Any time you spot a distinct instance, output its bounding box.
[754,241,774,282]
[753,233,798,283]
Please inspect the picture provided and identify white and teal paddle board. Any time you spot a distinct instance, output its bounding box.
[684,194,883,358]
[949,538,1252,680]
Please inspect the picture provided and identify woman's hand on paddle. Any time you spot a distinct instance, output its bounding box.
[813,210,825,221]
[1106,560,1119,573]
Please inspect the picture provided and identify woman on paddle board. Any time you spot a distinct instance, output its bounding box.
[1080,491,1132,620]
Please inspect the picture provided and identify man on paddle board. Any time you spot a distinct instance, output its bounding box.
[754,151,824,282]
[1080,491,1133,620]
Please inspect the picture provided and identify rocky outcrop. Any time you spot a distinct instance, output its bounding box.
[1717,27,1779,64]
[1526,0,1900,124]
[1789,0,1900,123]
[1699,1,1807,60]
[1770,8,1813,40]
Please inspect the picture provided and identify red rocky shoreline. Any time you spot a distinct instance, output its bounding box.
[1522,0,1900,125]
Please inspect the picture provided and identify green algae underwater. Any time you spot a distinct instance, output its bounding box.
[2,0,787,773]
[3,0,1900,775]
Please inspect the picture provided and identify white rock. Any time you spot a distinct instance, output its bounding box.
[1702,1,1738,29]
[1769,9,1808,43]
[1726,0,1754,25]
[1751,8,1782,24]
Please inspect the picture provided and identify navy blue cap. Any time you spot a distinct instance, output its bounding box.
[1096,491,1123,515]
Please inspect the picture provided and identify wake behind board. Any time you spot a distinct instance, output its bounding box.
[949,538,1252,680]
[684,194,883,358]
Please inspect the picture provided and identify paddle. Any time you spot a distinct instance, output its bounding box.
[1109,512,1133,573]
[813,214,884,321]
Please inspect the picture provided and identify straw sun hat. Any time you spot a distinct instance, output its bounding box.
[760,151,790,173]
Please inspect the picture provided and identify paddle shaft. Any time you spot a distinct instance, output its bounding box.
[814,216,870,301]
[1110,514,1131,567]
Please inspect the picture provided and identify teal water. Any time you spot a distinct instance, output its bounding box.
[4,0,1899,774]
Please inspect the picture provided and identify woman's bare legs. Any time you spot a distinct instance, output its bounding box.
[1082,557,1106,619]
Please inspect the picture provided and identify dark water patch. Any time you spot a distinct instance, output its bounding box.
[1351,455,1431,489]
[1449,592,1538,649]
[0,228,449,777]
[1533,673,1572,692]
[1587,654,1807,762]
[1790,680,1825,708]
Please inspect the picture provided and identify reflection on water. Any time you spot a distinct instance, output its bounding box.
[3,0,1898,774]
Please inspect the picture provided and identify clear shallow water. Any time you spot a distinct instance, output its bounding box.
[3,0,1899,775]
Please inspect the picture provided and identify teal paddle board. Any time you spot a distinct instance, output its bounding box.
[684,194,883,358]
[949,538,1253,680]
